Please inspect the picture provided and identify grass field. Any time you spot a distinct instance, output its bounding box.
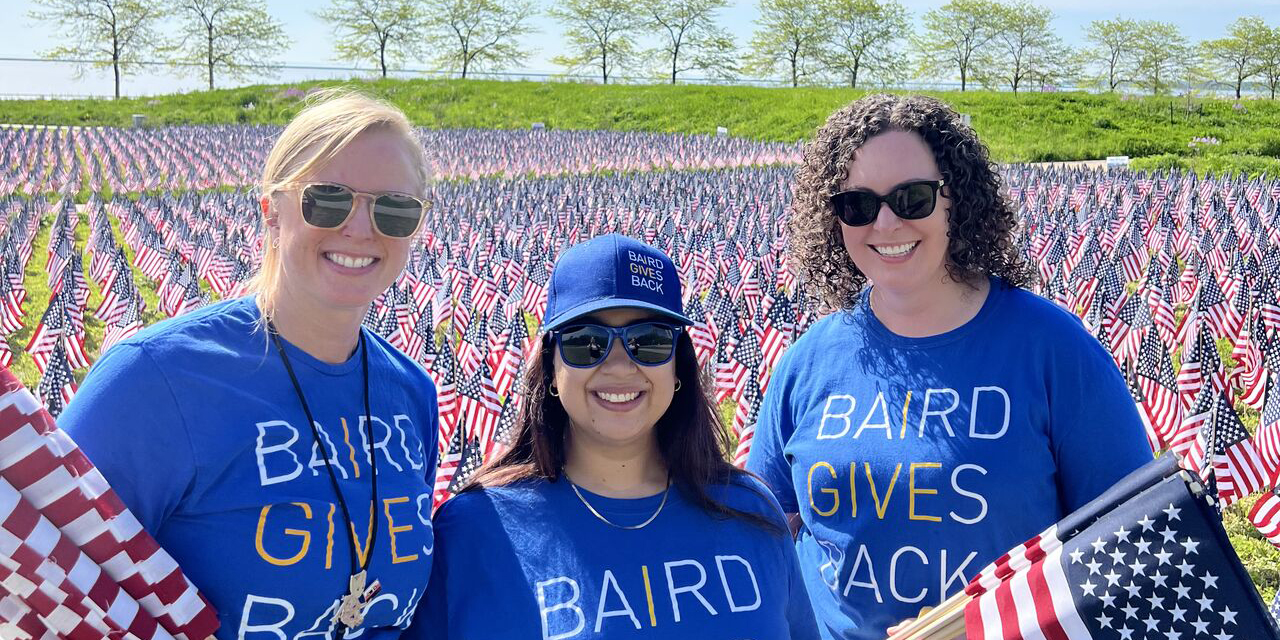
[3,78,1280,173]
[3,78,1280,604]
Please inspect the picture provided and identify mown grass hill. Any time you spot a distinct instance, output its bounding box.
[4,78,1280,175]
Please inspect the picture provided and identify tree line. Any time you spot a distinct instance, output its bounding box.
[30,0,1280,99]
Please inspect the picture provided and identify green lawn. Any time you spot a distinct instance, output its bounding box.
[3,79,1280,172]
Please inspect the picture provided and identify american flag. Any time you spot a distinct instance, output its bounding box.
[432,424,465,507]
[964,455,1278,639]
[0,367,220,639]
[1200,391,1267,507]
[1134,328,1182,451]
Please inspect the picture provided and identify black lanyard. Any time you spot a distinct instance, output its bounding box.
[268,322,378,634]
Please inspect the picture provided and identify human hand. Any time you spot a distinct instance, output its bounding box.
[884,606,933,637]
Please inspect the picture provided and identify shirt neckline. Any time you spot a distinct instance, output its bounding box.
[854,275,1007,349]
[243,296,365,376]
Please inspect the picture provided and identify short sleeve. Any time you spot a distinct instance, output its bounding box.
[1047,327,1153,512]
[58,343,197,536]
[784,531,820,640]
[418,376,440,484]
[746,349,800,513]
[401,498,458,640]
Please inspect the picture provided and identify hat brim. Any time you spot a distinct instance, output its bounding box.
[540,298,693,332]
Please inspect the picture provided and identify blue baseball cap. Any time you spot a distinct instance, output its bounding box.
[541,234,692,332]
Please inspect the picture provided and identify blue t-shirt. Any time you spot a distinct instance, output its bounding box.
[404,474,819,640]
[745,278,1152,640]
[59,296,440,639]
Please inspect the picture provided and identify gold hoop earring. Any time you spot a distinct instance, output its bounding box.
[674,379,681,392]
[271,234,280,249]
[548,384,559,397]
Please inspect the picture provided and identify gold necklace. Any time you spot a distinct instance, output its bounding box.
[565,472,671,530]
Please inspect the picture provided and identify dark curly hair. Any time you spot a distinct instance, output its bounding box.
[788,93,1036,312]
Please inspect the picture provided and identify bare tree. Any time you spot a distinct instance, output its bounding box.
[645,0,737,84]
[549,0,641,84]
[29,0,165,99]
[913,0,1001,91]
[1200,16,1269,99]
[1083,18,1139,92]
[170,0,290,90]
[822,0,909,89]
[747,0,825,88]
[318,0,423,78]
[424,0,537,79]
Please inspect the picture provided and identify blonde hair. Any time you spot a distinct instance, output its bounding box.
[248,87,428,322]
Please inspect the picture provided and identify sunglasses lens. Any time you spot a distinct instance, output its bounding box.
[373,193,425,238]
[897,183,937,219]
[301,184,354,228]
[558,326,611,367]
[834,192,879,226]
[625,324,678,365]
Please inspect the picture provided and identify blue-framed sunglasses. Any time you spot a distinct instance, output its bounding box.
[552,322,682,368]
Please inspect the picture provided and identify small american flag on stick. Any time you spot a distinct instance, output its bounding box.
[0,366,220,639]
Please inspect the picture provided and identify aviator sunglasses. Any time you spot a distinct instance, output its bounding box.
[292,182,430,239]
[553,322,682,368]
[830,179,945,227]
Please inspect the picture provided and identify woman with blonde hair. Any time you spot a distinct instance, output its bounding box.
[61,89,440,638]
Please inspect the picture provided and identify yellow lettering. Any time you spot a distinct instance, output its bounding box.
[325,502,335,569]
[900,391,913,439]
[808,461,839,517]
[384,497,419,564]
[849,462,858,518]
[342,417,359,479]
[255,502,312,566]
[642,565,657,627]
[865,463,902,520]
[350,503,376,566]
[908,463,943,522]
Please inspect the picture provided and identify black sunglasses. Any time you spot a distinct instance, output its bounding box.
[830,179,945,227]
[295,182,429,239]
[553,322,682,368]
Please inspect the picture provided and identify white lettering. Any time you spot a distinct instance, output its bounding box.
[817,395,857,439]
[361,416,405,471]
[308,423,349,479]
[853,392,893,439]
[536,577,586,640]
[237,594,294,639]
[715,555,761,613]
[665,559,717,622]
[889,547,929,604]
[842,545,882,603]
[968,387,1010,440]
[940,549,979,598]
[394,414,425,470]
[950,465,989,525]
[415,493,435,556]
[917,388,960,437]
[254,421,303,487]
[595,570,641,631]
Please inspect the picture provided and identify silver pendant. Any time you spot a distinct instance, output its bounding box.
[333,570,382,629]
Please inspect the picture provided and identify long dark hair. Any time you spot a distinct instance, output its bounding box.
[464,329,781,533]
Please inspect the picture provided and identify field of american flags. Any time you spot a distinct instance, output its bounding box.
[3,123,1280,605]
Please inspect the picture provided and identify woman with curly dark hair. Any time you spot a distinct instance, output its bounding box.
[744,94,1151,639]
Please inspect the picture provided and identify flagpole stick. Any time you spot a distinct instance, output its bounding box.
[885,589,972,639]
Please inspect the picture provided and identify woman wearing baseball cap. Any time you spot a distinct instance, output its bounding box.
[405,233,818,639]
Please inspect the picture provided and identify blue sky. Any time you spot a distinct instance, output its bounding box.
[3,0,1279,97]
